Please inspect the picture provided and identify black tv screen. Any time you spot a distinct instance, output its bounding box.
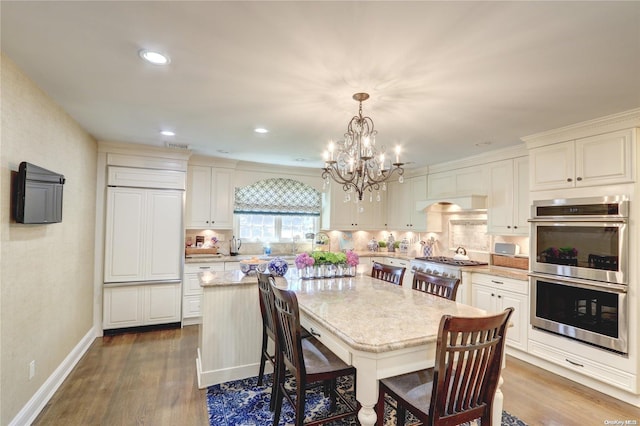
[13,162,65,224]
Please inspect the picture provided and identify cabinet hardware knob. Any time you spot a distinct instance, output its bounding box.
[576,177,582,181]
[491,280,504,285]
[514,226,518,229]
[491,293,495,297]
[497,295,502,298]
[507,226,511,229]
[567,178,573,182]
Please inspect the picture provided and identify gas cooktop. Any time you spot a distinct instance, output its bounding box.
[414,256,488,267]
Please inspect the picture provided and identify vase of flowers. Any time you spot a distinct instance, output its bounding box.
[295,252,315,279]
[343,250,359,276]
[311,251,328,278]
[333,252,347,277]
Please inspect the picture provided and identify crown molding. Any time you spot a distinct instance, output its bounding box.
[522,107,640,149]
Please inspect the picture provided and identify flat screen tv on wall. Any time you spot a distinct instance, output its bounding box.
[13,161,65,224]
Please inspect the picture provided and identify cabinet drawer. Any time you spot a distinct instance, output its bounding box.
[184,262,225,274]
[471,273,527,295]
[300,316,351,365]
[528,339,636,393]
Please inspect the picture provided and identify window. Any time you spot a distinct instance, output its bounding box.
[234,178,320,242]
[237,214,317,242]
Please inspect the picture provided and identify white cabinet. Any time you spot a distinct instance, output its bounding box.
[321,183,386,230]
[386,175,428,231]
[103,282,181,329]
[471,273,528,352]
[427,166,487,199]
[384,257,413,288]
[182,262,225,325]
[529,129,634,191]
[104,187,183,283]
[487,157,529,236]
[186,165,234,229]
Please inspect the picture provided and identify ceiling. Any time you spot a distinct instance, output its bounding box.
[2,1,639,170]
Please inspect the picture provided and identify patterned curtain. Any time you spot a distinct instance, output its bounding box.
[234,178,321,216]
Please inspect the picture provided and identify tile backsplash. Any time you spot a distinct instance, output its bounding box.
[185,212,529,261]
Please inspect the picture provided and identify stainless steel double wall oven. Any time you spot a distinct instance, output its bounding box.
[529,195,629,354]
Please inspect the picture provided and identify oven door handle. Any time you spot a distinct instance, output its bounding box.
[528,217,627,223]
[528,273,627,293]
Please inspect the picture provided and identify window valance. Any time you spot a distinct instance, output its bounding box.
[234,178,321,216]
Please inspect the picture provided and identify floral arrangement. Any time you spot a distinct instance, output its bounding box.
[544,247,578,258]
[295,252,315,269]
[346,250,359,267]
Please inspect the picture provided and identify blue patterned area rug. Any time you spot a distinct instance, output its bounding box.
[207,374,528,426]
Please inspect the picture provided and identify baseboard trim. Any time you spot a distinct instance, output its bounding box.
[9,326,99,426]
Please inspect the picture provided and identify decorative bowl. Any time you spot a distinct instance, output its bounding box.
[239,258,268,274]
[268,257,289,276]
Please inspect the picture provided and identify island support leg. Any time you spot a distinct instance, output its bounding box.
[352,355,378,426]
[492,374,504,426]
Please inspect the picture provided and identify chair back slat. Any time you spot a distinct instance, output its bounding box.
[431,308,513,424]
[371,261,406,286]
[412,271,460,301]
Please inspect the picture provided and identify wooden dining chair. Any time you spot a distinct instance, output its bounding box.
[371,261,406,286]
[270,280,359,426]
[376,307,514,426]
[412,271,460,301]
[256,272,281,410]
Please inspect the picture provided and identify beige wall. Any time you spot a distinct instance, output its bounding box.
[1,54,98,424]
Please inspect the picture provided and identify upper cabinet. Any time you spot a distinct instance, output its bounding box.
[529,129,635,191]
[487,157,529,236]
[427,165,487,199]
[386,175,433,231]
[186,165,234,229]
[321,183,386,231]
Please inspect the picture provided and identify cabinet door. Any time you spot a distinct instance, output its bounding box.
[513,157,529,234]
[209,168,234,229]
[321,184,360,230]
[146,190,183,280]
[144,283,181,324]
[409,176,427,231]
[529,142,575,190]
[427,171,456,198]
[487,160,513,235]
[104,188,146,282]
[498,290,528,351]
[103,286,144,328]
[472,284,497,313]
[386,180,411,229]
[186,165,213,228]
[575,129,633,187]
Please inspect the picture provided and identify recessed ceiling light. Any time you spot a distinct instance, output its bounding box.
[160,130,175,136]
[139,49,170,65]
[254,127,269,134]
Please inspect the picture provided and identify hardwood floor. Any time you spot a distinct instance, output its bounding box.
[33,326,640,425]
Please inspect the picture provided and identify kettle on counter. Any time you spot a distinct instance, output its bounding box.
[453,246,469,261]
[230,236,242,256]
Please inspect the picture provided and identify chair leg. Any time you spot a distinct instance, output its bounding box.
[271,358,286,426]
[295,377,306,426]
[269,352,280,411]
[375,387,386,426]
[258,331,268,386]
[396,404,406,426]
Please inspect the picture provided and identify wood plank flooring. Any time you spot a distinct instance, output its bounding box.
[33,326,640,425]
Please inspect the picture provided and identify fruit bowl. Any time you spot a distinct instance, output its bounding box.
[240,257,268,274]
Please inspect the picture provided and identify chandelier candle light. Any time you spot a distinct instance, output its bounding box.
[322,93,405,202]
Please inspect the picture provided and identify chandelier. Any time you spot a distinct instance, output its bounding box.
[321,93,404,201]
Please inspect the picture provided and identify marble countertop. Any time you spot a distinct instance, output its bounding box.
[199,270,487,353]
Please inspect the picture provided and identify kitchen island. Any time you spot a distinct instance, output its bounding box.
[197,269,499,426]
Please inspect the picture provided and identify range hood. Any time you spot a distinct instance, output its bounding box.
[416,195,487,211]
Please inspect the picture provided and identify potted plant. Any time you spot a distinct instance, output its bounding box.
[311,251,329,278]
[378,241,387,252]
